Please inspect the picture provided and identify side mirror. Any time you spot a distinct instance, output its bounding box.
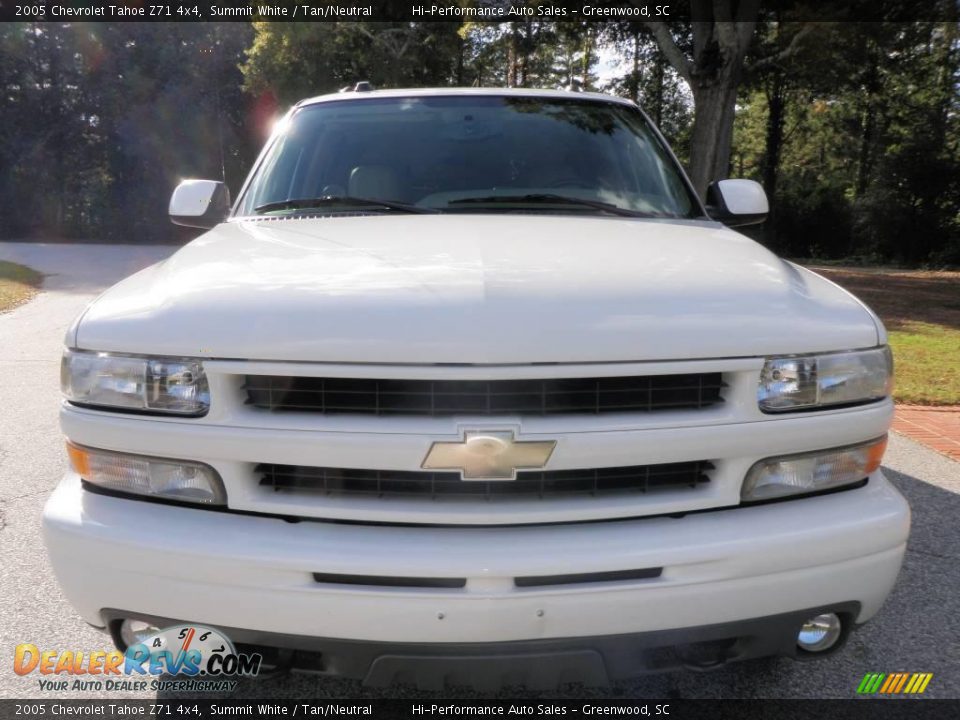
[169,179,230,229]
[706,179,768,227]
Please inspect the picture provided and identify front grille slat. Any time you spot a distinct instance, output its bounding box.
[257,461,713,501]
[244,373,725,416]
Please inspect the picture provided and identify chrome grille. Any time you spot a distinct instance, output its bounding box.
[244,374,724,416]
[256,461,713,501]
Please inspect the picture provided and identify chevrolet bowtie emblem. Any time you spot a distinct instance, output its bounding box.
[422,431,557,481]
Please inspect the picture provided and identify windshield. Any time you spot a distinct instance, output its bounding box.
[237,95,700,219]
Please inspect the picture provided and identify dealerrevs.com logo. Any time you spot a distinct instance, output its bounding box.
[14,625,261,693]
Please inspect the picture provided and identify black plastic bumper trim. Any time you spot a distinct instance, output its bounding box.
[312,573,466,589]
[515,567,662,587]
[102,602,860,690]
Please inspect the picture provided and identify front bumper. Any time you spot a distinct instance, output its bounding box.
[44,469,908,667]
[102,603,860,688]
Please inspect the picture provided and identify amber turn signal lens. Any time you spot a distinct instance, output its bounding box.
[66,442,91,478]
[864,435,888,475]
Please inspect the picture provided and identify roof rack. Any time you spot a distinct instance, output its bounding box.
[339,81,374,93]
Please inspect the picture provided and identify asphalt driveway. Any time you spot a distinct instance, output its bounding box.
[0,241,957,700]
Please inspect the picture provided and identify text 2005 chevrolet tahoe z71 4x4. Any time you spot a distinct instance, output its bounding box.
[45,88,909,688]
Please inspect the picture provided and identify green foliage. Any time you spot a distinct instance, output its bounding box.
[733,20,960,265]
[599,22,693,158]
[0,22,254,242]
[1,16,958,266]
[241,22,465,103]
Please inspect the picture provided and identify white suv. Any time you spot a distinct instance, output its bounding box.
[45,88,909,689]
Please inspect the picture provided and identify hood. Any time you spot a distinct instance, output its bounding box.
[75,215,880,363]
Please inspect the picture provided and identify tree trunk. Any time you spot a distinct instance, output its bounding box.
[653,59,663,127]
[456,35,465,86]
[645,3,761,198]
[581,27,592,89]
[688,67,740,197]
[506,23,520,87]
[855,40,880,197]
[761,75,786,242]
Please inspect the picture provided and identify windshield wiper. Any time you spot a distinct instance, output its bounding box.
[447,194,656,218]
[255,196,437,214]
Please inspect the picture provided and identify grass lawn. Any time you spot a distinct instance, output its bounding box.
[810,266,960,406]
[0,260,43,313]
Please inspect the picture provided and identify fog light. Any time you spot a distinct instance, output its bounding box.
[119,619,160,648]
[797,613,842,652]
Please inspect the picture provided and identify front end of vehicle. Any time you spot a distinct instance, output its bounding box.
[45,339,908,686]
[42,90,909,688]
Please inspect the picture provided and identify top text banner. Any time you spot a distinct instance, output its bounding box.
[0,0,952,23]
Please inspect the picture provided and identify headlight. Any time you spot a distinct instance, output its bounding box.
[758,346,892,412]
[741,436,887,502]
[67,443,225,505]
[61,350,209,416]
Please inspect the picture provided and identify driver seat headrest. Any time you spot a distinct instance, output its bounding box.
[348,165,400,200]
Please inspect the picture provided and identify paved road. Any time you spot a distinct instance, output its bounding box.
[1,242,958,701]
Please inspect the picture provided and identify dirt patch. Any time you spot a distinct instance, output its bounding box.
[810,267,960,331]
[808,266,960,406]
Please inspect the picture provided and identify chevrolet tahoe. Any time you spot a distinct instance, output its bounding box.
[43,88,910,689]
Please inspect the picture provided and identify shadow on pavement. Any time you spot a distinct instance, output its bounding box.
[0,242,180,296]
